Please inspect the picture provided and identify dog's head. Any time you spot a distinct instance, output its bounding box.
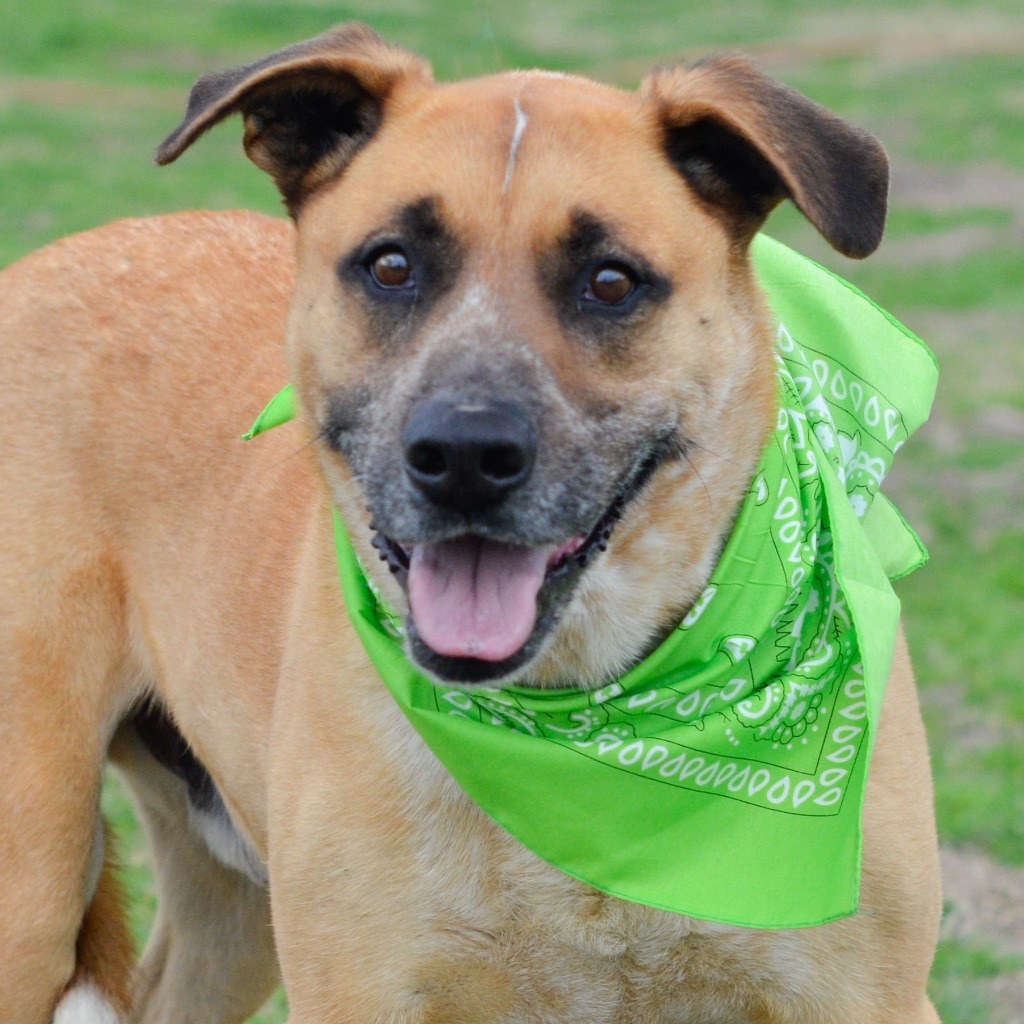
[159,25,888,688]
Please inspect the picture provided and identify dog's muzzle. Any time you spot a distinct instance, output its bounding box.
[397,396,562,666]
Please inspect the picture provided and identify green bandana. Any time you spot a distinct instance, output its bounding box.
[248,235,936,929]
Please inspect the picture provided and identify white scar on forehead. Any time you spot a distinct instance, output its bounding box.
[502,97,529,194]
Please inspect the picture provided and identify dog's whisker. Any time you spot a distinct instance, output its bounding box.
[683,435,738,468]
[681,449,715,515]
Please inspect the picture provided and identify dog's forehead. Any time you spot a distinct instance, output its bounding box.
[315,70,695,253]
[397,69,652,160]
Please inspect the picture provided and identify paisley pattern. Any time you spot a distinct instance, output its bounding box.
[250,235,938,927]
[418,326,902,818]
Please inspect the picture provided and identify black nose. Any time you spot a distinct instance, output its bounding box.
[402,398,537,513]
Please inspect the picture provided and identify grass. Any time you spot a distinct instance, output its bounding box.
[930,937,1024,1021]
[3,2,1023,1021]
[0,102,277,268]
[851,246,1024,312]
[792,54,1024,169]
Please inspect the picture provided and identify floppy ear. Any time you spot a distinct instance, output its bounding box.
[641,56,889,258]
[155,23,431,214]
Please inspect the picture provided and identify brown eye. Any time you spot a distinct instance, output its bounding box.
[584,263,636,305]
[370,248,413,289]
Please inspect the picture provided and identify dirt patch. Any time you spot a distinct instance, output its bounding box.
[941,847,1024,955]
[793,9,1024,66]
[905,309,1024,416]
[602,13,1024,83]
[898,446,1024,547]
[924,686,1024,756]
[875,223,1024,267]
[978,972,1024,1024]
[941,845,1024,1023]
[0,76,182,111]
[891,162,1024,220]
[877,161,1024,270]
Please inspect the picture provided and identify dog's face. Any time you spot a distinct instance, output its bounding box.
[289,71,777,688]
[158,25,888,688]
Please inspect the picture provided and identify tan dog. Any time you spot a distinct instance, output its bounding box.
[0,24,942,1024]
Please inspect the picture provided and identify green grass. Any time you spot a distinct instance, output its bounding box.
[931,937,1024,1024]
[850,246,1024,313]
[0,0,827,86]
[885,206,1014,235]
[790,54,1024,170]
[898,504,1024,864]
[4,1,1023,1019]
[0,102,278,267]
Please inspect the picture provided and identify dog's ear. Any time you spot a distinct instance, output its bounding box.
[155,23,431,214]
[641,56,888,258]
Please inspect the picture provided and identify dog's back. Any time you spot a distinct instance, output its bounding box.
[0,211,300,1021]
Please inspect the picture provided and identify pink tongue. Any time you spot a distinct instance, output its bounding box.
[408,537,554,662]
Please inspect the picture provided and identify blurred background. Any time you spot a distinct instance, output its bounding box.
[3,1,1022,1020]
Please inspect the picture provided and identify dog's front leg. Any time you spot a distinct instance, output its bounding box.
[268,520,573,1024]
[0,644,133,1022]
[268,642,422,1019]
[267,537,508,1024]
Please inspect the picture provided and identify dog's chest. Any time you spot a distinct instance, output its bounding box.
[392,742,815,1024]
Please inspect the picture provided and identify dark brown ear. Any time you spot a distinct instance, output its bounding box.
[641,55,889,258]
[155,23,431,214]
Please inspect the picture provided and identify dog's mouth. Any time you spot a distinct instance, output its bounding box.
[370,457,658,685]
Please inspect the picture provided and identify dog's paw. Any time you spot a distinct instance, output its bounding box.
[53,983,121,1024]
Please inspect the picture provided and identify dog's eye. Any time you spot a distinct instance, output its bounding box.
[369,248,414,289]
[583,263,636,306]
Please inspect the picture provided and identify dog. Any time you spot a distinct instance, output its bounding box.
[0,23,943,1024]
